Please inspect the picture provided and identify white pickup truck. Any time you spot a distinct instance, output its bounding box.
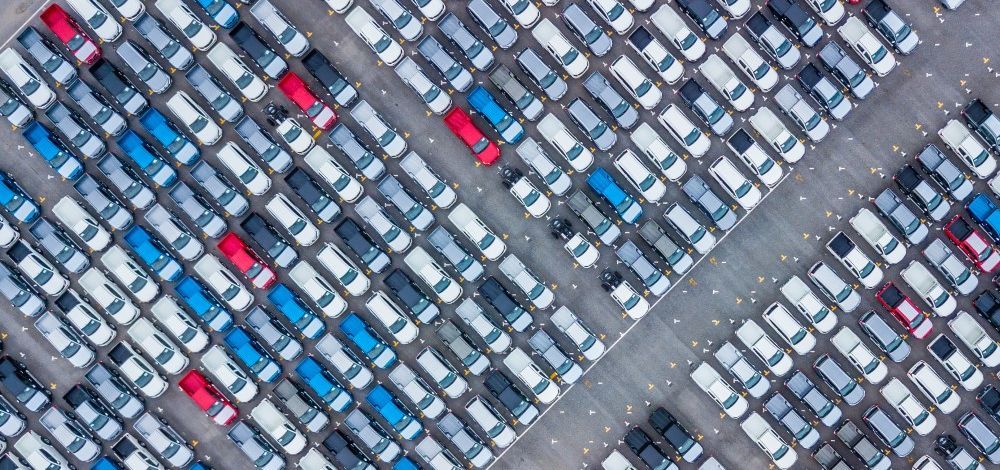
[649,5,704,61]
[503,348,558,404]
[698,54,753,112]
[849,207,906,264]
[402,247,461,304]
[948,311,1000,367]
[779,276,836,334]
[837,16,895,77]
[831,327,888,384]
[749,107,804,163]
[629,123,686,181]
[721,34,777,92]
[939,119,997,179]
[900,260,957,317]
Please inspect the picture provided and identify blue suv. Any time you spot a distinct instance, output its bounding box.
[294,357,353,412]
[115,130,177,187]
[223,327,281,382]
[339,313,397,369]
[366,384,423,440]
[138,107,200,165]
[0,172,39,223]
[175,276,233,332]
[587,168,643,224]
[967,193,1000,243]
[122,226,182,282]
[467,85,524,144]
[266,284,325,339]
[21,122,84,180]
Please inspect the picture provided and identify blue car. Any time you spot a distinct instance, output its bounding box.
[587,168,643,224]
[122,226,182,282]
[175,276,234,332]
[191,0,239,29]
[138,107,200,165]
[467,85,524,144]
[266,284,326,339]
[366,385,423,439]
[294,357,353,412]
[115,130,178,187]
[21,122,84,180]
[0,171,39,223]
[339,313,397,369]
[392,457,420,470]
[223,327,281,382]
[967,192,1000,243]
[90,457,123,470]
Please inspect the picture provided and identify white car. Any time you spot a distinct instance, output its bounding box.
[849,207,906,264]
[736,319,792,376]
[315,334,374,389]
[649,5,705,61]
[629,123,687,182]
[658,105,710,158]
[388,364,446,419]
[365,290,418,344]
[216,143,271,196]
[65,0,122,42]
[498,0,540,28]
[274,118,315,155]
[498,254,554,309]
[324,0,355,14]
[394,57,451,115]
[709,156,762,210]
[52,197,111,252]
[611,278,649,320]
[249,0,310,56]
[355,196,412,252]
[503,348,558,404]
[410,0,445,19]
[532,19,588,78]
[536,113,595,171]
[201,345,258,403]
[288,260,347,318]
[726,129,782,188]
[928,334,983,391]
[880,378,937,436]
[315,243,370,296]
[56,290,114,347]
[8,241,68,297]
[515,138,571,196]
[370,0,423,42]
[690,362,749,418]
[614,149,667,203]
[589,0,632,34]
[831,327,888,384]
[740,413,797,469]
[205,43,267,102]
[265,193,320,246]
[900,260,957,317]
[465,396,516,448]
[251,399,307,455]
[749,107,805,163]
[143,204,203,261]
[664,203,716,254]
[155,0,216,50]
[779,276,837,334]
[826,231,883,289]
[949,311,1000,368]
[907,361,960,414]
[165,91,222,146]
[108,342,167,398]
[0,49,56,109]
[34,312,95,368]
[127,318,188,375]
[14,431,72,470]
[150,296,209,353]
[551,306,605,361]
[303,146,364,203]
[399,152,458,208]
[100,246,157,302]
[626,26,683,84]
[804,0,844,25]
[762,302,816,355]
[698,54,754,112]
[939,119,997,179]
[506,172,551,218]
[448,204,506,260]
[78,268,139,325]
[564,233,600,268]
[722,34,779,92]
[403,247,461,304]
[345,7,405,66]
[456,298,512,354]
[837,16,895,77]
[193,254,253,312]
[351,100,407,158]
[0,216,17,249]
[106,0,145,20]
[415,347,468,398]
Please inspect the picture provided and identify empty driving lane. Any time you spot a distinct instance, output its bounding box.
[493,2,999,469]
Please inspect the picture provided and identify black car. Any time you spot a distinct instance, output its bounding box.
[322,430,374,469]
[675,0,727,40]
[963,99,1000,151]
[334,218,390,273]
[63,384,122,439]
[0,356,50,412]
[477,277,531,332]
[678,78,732,135]
[229,22,287,79]
[284,169,341,223]
[978,385,1000,424]
[624,426,673,469]
[796,63,850,120]
[861,0,918,54]
[974,290,1000,331]
[239,213,298,268]
[811,443,848,470]
[383,269,438,323]
[766,0,822,47]
[483,370,538,424]
[302,49,358,107]
[893,164,948,219]
[648,407,704,462]
[89,58,147,115]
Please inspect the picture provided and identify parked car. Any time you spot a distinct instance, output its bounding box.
[690,362,749,418]
[786,370,842,427]
[664,202,716,254]
[62,385,120,441]
[35,311,95,368]
[249,0,309,55]
[302,49,358,107]
[722,33,779,92]
[818,41,874,99]
[456,298,512,354]
[895,164,951,221]
[134,12,193,70]
[132,412,194,466]
[271,379,328,432]
[228,23,287,80]
[741,412,797,469]
[714,341,769,398]
[797,63,851,120]
[340,312,397,368]
[908,361,961,414]
[880,377,937,436]
[316,242,370,296]
[624,426,677,470]
[830,326,888,384]
[235,116,293,173]
[941,120,996,178]
[90,58,149,115]
[106,342,168,398]
[344,6,404,65]
[835,420,890,470]
[745,12,800,69]
[439,12,494,69]
[699,54,753,112]
[83,364,142,419]
[228,421,284,470]
[736,319,793,376]
[249,399,307,455]
[765,393,820,450]
[774,83,828,142]
[266,283,325,339]
[503,348,557,404]
[532,19,588,78]
[16,27,76,86]
[149,296,209,353]
[437,412,494,467]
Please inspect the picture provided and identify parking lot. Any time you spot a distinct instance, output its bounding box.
[0,0,996,469]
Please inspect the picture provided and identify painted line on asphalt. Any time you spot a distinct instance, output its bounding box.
[488,166,795,467]
[0,0,51,50]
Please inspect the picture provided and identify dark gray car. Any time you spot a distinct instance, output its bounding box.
[814,354,864,406]
[167,182,225,238]
[562,4,612,56]
[16,27,76,86]
[96,153,155,210]
[615,241,669,296]
[863,406,914,457]
[439,13,495,70]
[638,220,694,274]
[416,36,474,92]
[515,48,567,100]
[234,116,293,173]
[682,174,737,231]
[190,161,249,217]
[184,65,243,123]
[228,421,283,470]
[376,175,434,231]
[133,13,195,70]
[28,218,88,273]
[73,175,132,230]
[428,226,484,281]
[818,42,874,100]
[917,143,974,201]
[114,41,171,94]
[858,310,910,362]
[765,393,820,449]
[329,123,386,180]
[44,103,104,158]
[467,0,517,49]
[83,364,143,419]
[785,371,842,427]
[874,188,928,244]
[490,65,543,121]
[65,80,126,136]
[958,413,1000,463]
[567,190,621,244]
[835,420,890,470]
[567,98,616,150]
[583,72,639,129]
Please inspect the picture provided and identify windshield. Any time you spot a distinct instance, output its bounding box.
[932,291,949,308]
[614,197,633,215]
[683,128,701,145]
[235,71,255,88]
[754,62,770,79]
[539,70,558,88]
[775,39,792,56]
[588,120,608,140]
[561,49,579,67]
[373,36,392,53]
[894,23,912,42]
[183,20,203,38]
[488,21,507,37]
[279,27,298,44]
[734,181,752,198]
[288,219,307,235]
[680,32,697,49]
[67,35,85,51]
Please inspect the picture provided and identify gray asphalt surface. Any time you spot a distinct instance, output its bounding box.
[0,0,994,469]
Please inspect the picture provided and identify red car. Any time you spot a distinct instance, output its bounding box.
[39,4,100,64]
[178,370,238,426]
[217,232,277,289]
[443,107,500,165]
[276,72,336,130]
[945,215,1000,272]
[875,282,932,339]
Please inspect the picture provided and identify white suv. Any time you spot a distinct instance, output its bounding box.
[201,345,259,402]
[193,254,254,312]
[448,204,506,260]
[250,399,307,455]
[205,43,267,102]
[344,7,404,66]
[709,156,762,210]
[609,56,661,109]
[100,246,157,302]
[0,49,55,109]
[288,260,347,318]
[762,302,816,355]
[907,361,960,414]
[365,291,419,344]
[403,247,461,304]
[658,104,710,158]
[150,296,209,353]
[265,193,319,246]
[316,243,370,296]
[78,268,139,325]
[127,318,188,375]
[166,91,222,146]
[465,396,516,448]
[155,0,216,50]
[735,319,792,376]
[690,362,749,418]
[614,149,666,203]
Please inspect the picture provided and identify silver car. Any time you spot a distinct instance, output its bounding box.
[115,41,171,94]
[235,116,293,173]
[16,27,76,86]
[682,175,737,231]
[190,161,249,217]
[329,123,386,180]
[96,154,155,210]
[490,65,543,121]
[65,80,126,136]
[567,98,616,150]
[73,175,132,230]
[184,65,243,122]
[167,182,226,238]
[416,36,473,92]
[133,13,195,70]
[44,104,104,159]
[515,48,568,100]
[428,226,484,281]
[28,218,88,273]
[584,72,639,129]
[808,261,861,313]
[377,175,434,231]
[467,0,517,49]
[562,4,612,56]
[439,13,494,70]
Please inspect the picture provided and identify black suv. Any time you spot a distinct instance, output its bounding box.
[624,427,673,469]
[302,49,358,107]
[767,0,822,47]
[974,290,1000,331]
[239,213,298,268]
[322,430,374,469]
[284,169,341,223]
[477,277,531,332]
[648,407,703,462]
[484,370,538,424]
[383,269,438,322]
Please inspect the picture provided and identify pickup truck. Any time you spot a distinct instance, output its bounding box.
[835,420,890,470]
[435,320,490,375]
[917,144,973,201]
[721,33,778,92]
[739,412,796,469]
[873,189,928,244]
[940,120,996,179]
[697,54,753,112]
[681,174,737,231]
[922,239,977,295]
[713,341,769,398]
[779,275,836,334]
[744,11,799,69]
[774,83,829,142]
[849,207,906,264]
[402,247,461,304]
[963,98,1000,151]
[818,42,874,100]
[749,107,804,163]
[825,231,882,289]
[831,327,888,384]
[725,128,782,188]
[638,220,694,274]
[615,241,670,296]
[900,260,957,317]
[862,0,919,54]
[528,329,582,384]
[629,122,687,181]
[649,5,704,61]
[567,190,621,244]
[837,16,895,77]
[948,310,1000,367]
[503,348,558,404]
[894,164,950,221]
[764,393,819,450]
[625,26,683,84]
